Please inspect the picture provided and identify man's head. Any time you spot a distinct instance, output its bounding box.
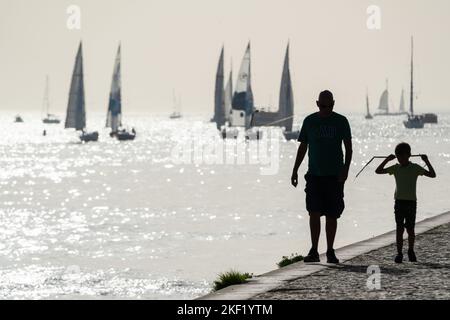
[395,142,411,165]
[316,90,335,112]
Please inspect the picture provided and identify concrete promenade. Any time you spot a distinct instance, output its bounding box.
[199,211,450,300]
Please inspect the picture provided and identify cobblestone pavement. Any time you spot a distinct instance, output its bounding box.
[253,223,450,300]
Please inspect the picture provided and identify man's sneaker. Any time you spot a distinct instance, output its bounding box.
[304,248,320,263]
[326,249,340,264]
[395,253,403,263]
[408,250,417,262]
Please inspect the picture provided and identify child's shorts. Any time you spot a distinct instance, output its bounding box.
[394,200,417,229]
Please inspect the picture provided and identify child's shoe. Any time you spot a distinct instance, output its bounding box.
[408,249,417,262]
[394,253,403,263]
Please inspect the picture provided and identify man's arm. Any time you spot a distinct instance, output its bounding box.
[339,139,353,182]
[375,154,396,174]
[421,155,436,178]
[291,142,308,187]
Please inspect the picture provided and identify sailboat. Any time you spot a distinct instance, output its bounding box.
[422,113,438,124]
[224,66,233,124]
[221,66,239,139]
[14,115,24,123]
[365,89,373,119]
[404,37,424,129]
[248,44,296,140]
[231,42,263,140]
[42,75,61,124]
[374,80,408,116]
[278,44,297,140]
[169,90,182,119]
[65,42,99,142]
[213,47,239,139]
[374,80,390,115]
[212,46,226,131]
[231,43,254,130]
[399,88,405,113]
[106,44,136,141]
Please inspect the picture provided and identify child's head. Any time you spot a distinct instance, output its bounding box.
[395,142,411,165]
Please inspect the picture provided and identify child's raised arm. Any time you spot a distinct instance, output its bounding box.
[375,154,396,174]
[421,155,437,178]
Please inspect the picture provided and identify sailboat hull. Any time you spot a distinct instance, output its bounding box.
[283,131,300,141]
[116,131,136,141]
[403,117,424,129]
[221,127,240,139]
[170,113,182,119]
[230,109,246,127]
[245,129,263,140]
[252,111,280,126]
[421,113,438,124]
[403,121,424,129]
[80,131,99,142]
[374,112,408,116]
[43,118,61,124]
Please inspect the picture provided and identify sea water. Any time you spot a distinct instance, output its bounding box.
[0,111,449,299]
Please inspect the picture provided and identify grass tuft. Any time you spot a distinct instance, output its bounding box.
[212,270,253,292]
[277,253,304,268]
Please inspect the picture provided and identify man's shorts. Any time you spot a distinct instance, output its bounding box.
[394,200,417,229]
[304,174,345,219]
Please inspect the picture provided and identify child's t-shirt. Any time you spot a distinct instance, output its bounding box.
[385,162,426,201]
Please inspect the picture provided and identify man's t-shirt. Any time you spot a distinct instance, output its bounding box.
[385,162,426,201]
[298,112,352,176]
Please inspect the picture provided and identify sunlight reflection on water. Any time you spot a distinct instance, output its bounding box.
[0,112,449,299]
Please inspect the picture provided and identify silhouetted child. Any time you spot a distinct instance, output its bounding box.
[375,143,436,263]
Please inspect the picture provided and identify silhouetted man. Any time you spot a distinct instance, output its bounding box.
[291,90,352,263]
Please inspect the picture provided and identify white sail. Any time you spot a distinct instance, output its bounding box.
[224,69,233,122]
[278,44,294,132]
[213,47,225,130]
[399,88,405,112]
[106,44,122,133]
[234,45,250,97]
[378,84,389,112]
[231,43,254,128]
[65,42,86,131]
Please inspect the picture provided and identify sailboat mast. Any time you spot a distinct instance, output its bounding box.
[46,75,50,114]
[410,37,414,116]
[173,89,177,112]
[43,75,50,115]
[385,79,389,113]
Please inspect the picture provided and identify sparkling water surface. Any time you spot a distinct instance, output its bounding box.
[0,111,449,299]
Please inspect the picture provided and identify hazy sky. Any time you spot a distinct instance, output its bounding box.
[1,0,449,115]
